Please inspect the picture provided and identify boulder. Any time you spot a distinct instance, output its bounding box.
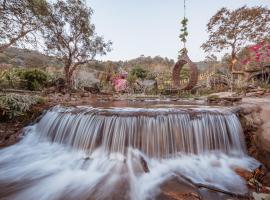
[260,122,270,153]
[74,69,100,90]
[142,80,157,93]
[253,192,270,200]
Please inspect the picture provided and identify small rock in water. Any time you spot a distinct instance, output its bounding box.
[234,168,253,180]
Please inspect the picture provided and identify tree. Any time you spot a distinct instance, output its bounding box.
[40,0,111,88]
[0,0,48,52]
[202,6,270,72]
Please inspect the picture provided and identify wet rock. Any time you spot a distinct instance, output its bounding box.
[262,172,270,187]
[234,168,253,180]
[239,105,261,115]
[253,192,270,200]
[260,122,270,153]
[158,177,199,200]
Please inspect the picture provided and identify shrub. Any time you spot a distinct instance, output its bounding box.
[130,66,148,80]
[20,69,49,90]
[127,73,137,84]
[0,68,23,89]
[146,72,157,80]
[0,68,50,91]
[0,94,44,120]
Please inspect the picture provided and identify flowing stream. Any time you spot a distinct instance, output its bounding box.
[0,105,259,200]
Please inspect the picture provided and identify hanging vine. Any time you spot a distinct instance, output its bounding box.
[179,18,188,45]
[178,0,188,58]
[173,0,198,91]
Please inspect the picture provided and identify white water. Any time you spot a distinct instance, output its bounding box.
[0,106,259,200]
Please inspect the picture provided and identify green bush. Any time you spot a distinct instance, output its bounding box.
[0,68,23,88]
[0,94,44,120]
[130,66,148,80]
[127,73,137,84]
[21,69,49,90]
[146,72,157,80]
[0,68,50,91]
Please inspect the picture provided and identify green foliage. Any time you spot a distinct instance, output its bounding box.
[0,93,44,120]
[21,69,48,90]
[41,0,111,88]
[0,68,49,91]
[179,18,188,43]
[0,68,24,88]
[180,67,191,79]
[130,66,148,80]
[146,72,157,80]
[127,73,137,84]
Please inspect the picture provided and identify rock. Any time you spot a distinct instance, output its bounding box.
[253,192,270,200]
[74,69,100,89]
[246,91,265,97]
[158,177,199,200]
[260,122,270,153]
[81,92,90,97]
[262,172,270,187]
[239,105,261,115]
[84,85,100,94]
[234,168,253,180]
[142,80,157,93]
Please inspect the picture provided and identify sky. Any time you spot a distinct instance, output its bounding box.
[86,0,270,62]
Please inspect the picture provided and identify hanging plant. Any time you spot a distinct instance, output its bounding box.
[179,17,188,44]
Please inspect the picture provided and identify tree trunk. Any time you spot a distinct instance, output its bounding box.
[230,50,237,92]
[230,49,237,72]
[64,66,73,90]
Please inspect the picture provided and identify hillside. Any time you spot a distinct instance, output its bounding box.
[0,48,210,73]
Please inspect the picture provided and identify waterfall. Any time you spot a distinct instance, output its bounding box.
[37,106,246,158]
[0,106,259,200]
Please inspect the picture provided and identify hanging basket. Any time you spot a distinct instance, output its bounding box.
[172,52,199,90]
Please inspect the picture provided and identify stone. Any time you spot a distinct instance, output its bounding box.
[260,122,270,152]
[81,92,90,97]
[142,80,157,93]
[240,105,261,115]
[253,192,270,200]
[74,69,100,89]
[262,172,270,187]
[234,168,253,180]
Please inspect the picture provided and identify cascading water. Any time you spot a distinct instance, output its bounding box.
[0,105,259,200]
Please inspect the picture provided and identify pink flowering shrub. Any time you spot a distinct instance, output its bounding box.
[241,39,270,67]
[110,75,128,92]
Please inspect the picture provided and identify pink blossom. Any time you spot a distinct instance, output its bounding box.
[114,79,128,92]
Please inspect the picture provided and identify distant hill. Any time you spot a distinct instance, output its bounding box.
[0,47,62,69]
[0,48,210,73]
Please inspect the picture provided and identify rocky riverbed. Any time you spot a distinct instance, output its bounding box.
[0,92,270,200]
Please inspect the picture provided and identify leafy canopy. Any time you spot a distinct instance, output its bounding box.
[202,6,270,54]
[0,0,48,52]
[40,0,111,87]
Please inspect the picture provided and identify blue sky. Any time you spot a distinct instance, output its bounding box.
[87,0,270,62]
